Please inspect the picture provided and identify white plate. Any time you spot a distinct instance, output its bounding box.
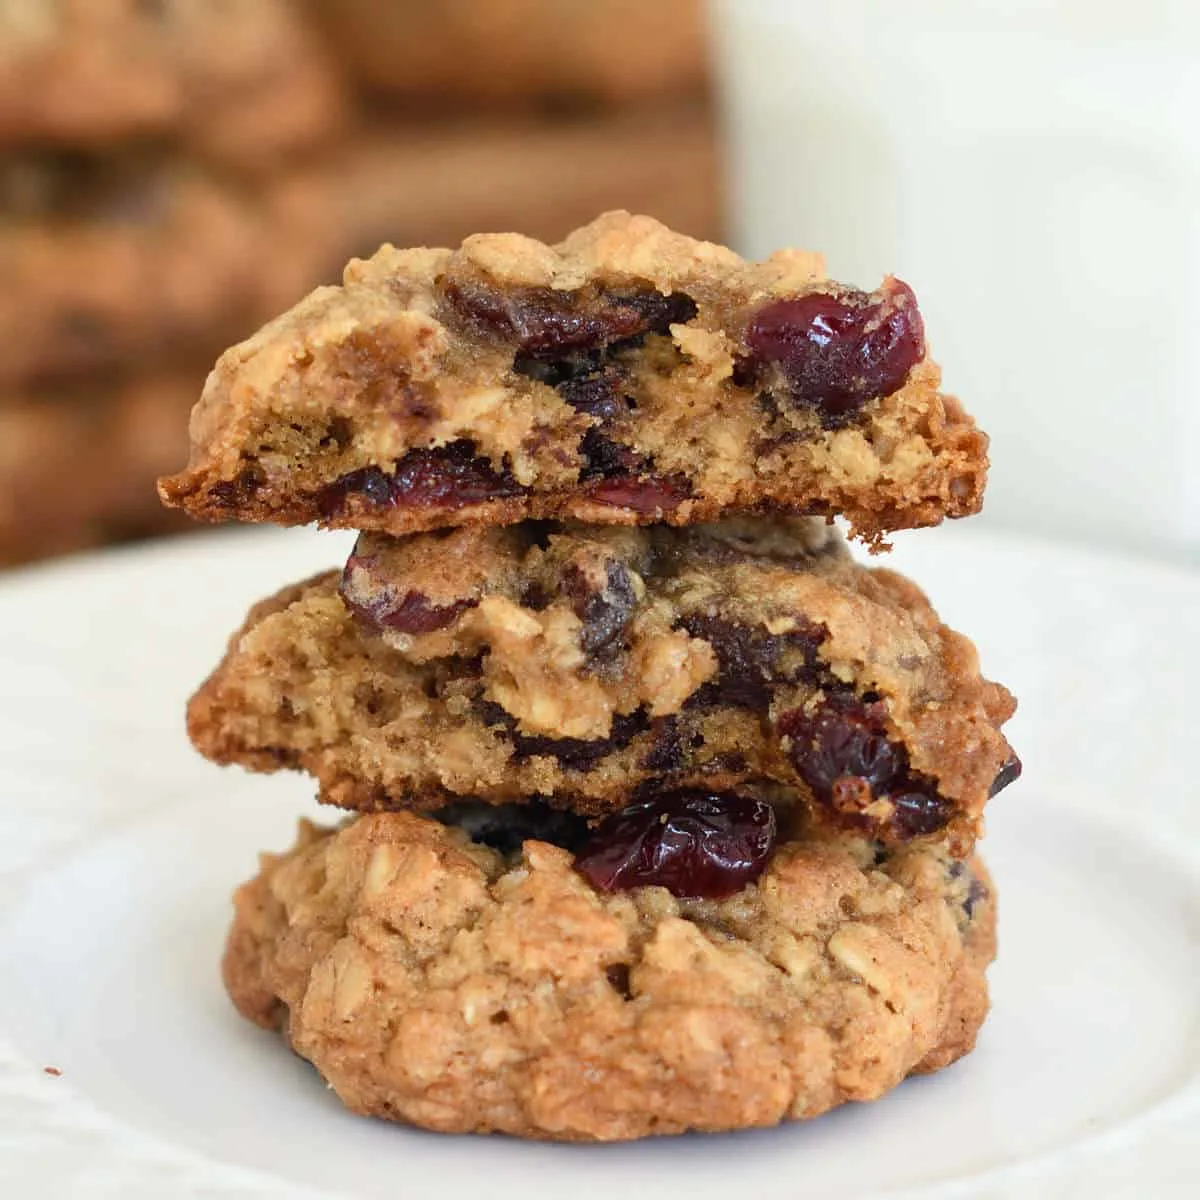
[0,525,1197,1199]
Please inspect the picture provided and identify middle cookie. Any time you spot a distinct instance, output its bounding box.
[189,517,1018,851]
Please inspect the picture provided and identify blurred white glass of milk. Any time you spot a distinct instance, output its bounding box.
[711,0,1199,556]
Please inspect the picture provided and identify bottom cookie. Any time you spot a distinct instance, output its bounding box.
[224,803,994,1141]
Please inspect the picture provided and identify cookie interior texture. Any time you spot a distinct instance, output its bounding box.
[187,517,1017,851]
[224,808,995,1141]
[159,211,988,545]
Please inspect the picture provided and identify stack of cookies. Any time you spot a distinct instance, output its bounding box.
[161,213,1019,1141]
[0,0,347,564]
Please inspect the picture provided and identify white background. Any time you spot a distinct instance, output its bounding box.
[712,0,1200,561]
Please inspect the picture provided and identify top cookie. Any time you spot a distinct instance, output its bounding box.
[0,0,344,167]
[158,212,988,545]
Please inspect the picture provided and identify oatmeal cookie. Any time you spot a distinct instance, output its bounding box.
[159,212,987,545]
[303,0,707,108]
[305,107,720,270]
[0,155,334,385]
[0,371,196,564]
[187,518,1018,850]
[223,806,995,1140]
[0,0,343,168]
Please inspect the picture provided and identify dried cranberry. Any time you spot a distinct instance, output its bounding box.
[443,279,696,357]
[778,697,952,839]
[779,700,903,798]
[575,791,777,899]
[321,466,393,516]
[742,279,925,425]
[577,436,692,529]
[556,374,629,422]
[317,442,523,517]
[208,469,263,509]
[389,442,522,506]
[560,559,638,655]
[682,616,826,708]
[989,752,1022,797]
[890,790,953,838]
[384,592,476,634]
[586,475,690,514]
[442,280,625,353]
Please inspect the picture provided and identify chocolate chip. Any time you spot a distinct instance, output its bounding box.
[317,442,523,518]
[560,559,638,655]
[681,615,825,708]
[432,799,590,856]
[477,702,649,769]
[964,874,989,919]
[577,428,641,479]
[605,963,634,999]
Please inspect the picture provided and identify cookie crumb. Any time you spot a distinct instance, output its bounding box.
[43,1066,62,1077]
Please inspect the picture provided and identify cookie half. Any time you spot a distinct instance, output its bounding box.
[188,518,1018,851]
[159,211,988,545]
[224,806,995,1140]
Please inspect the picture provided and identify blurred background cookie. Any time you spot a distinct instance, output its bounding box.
[0,372,196,564]
[0,156,335,385]
[0,0,346,168]
[301,0,707,109]
[307,106,719,264]
[0,0,720,569]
